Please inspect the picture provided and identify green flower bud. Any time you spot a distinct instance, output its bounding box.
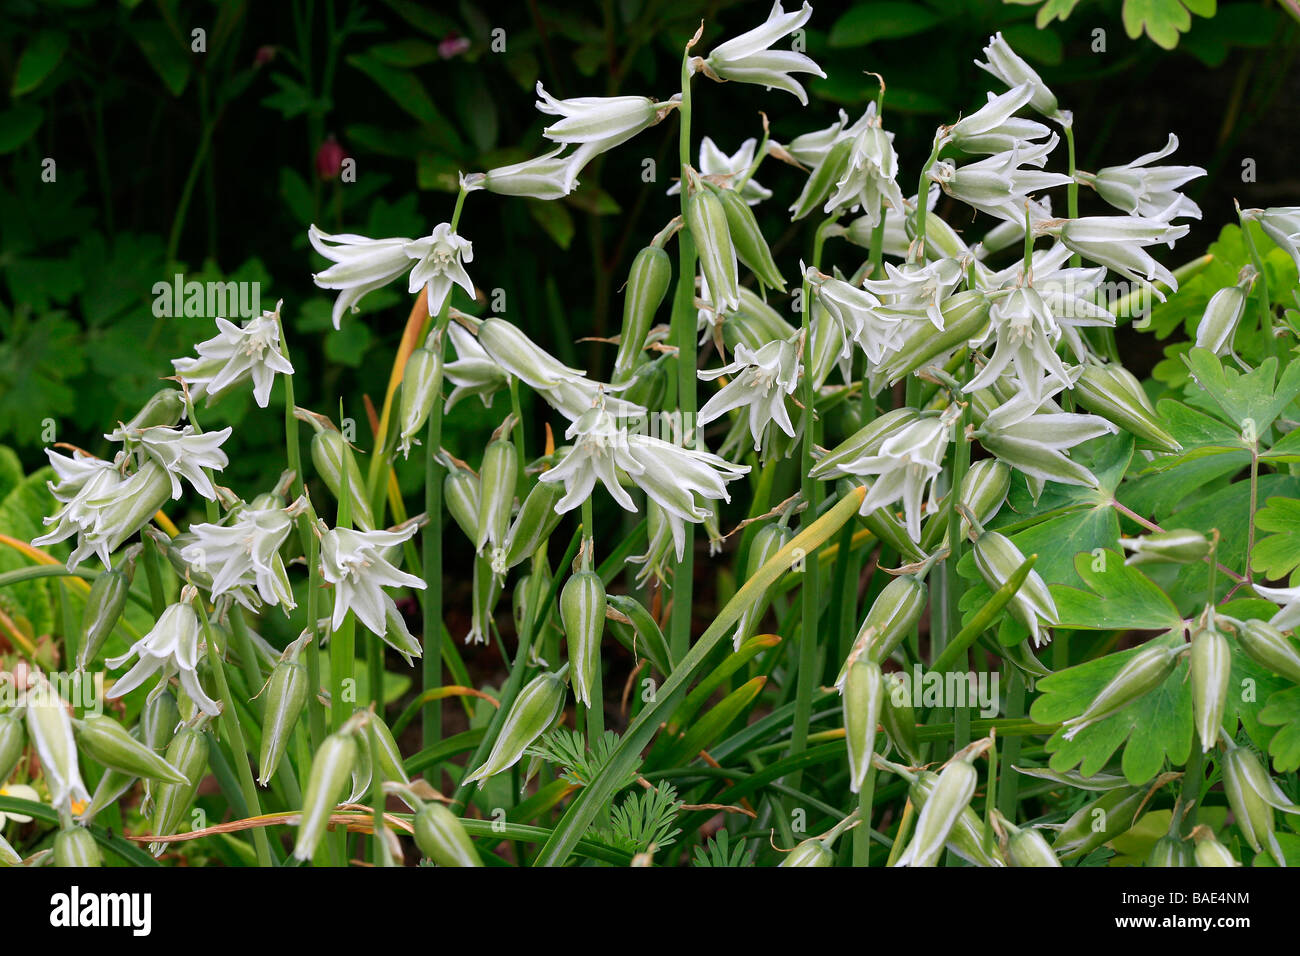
[790,137,853,221]
[1052,787,1144,860]
[1236,619,1300,684]
[414,802,482,867]
[861,574,928,665]
[54,827,102,868]
[712,183,785,291]
[1007,825,1061,867]
[463,670,567,786]
[477,317,584,390]
[149,727,209,856]
[443,464,481,544]
[25,682,88,811]
[1075,363,1180,454]
[561,571,606,709]
[613,246,672,382]
[74,714,188,784]
[258,658,308,787]
[503,479,565,570]
[102,461,173,552]
[780,838,834,866]
[732,523,792,648]
[124,388,187,431]
[396,347,442,458]
[843,657,882,793]
[879,291,990,385]
[880,675,918,761]
[1062,642,1182,740]
[900,759,979,867]
[79,564,134,670]
[467,554,502,645]
[475,437,517,558]
[369,714,409,788]
[1192,827,1238,867]
[311,429,375,530]
[685,172,740,311]
[1119,528,1211,565]
[294,729,359,861]
[1190,625,1230,753]
[1147,834,1193,867]
[1220,744,1297,864]
[620,358,669,409]
[1195,279,1249,357]
[973,530,1057,648]
[0,714,24,782]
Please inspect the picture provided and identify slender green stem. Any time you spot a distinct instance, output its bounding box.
[422,320,448,755]
[909,136,944,264]
[1064,123,1080,268]
[853,761,877,866]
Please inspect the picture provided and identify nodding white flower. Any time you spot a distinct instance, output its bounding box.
[470,146,576,200]
[320,525,426,639]
[784,111,852,168]
[975,32,1070,126]
[702,1,825,106]
[539,403,749,560]
[23,676,90,812]
[668,136,772,205]
[698,333,802,450]
[996,243,1116,360]
[823,102,905,224]
[1080,134,1205,221]
[308,223,474,328]
[944,84,1043,151]
[171,304,295,408]
[122,425,232,501]
[106,600,221,717]
[929,139,1071,223]
[829,407,960,542]
[180,500,300,610]
[1042,215,1189,296]
[1253,582,1300,631]
[1243,206,1300,275]
[964,286,1074,404]
[863,258,965,331]
[804,268,904,365]
[443,321,508,412]
[535,82,668,190]
[976,387,1117,489]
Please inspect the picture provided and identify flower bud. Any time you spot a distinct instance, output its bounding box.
[443,464,480,544]
[1062,642,1181,739]
[881,675,918,761]
[972,530,1057,647]
[369,714,409,787]
[1236,619,1300,685]
[1119,528,1210,565]
[732,523,792,649]
[1192,827,1238,867]
[843,658,882,793]
[811,407,921,478]
[463,669,567,785]
[685,172,740,311]
[502,479,565,570]
[1074,362,1181,453]
[414,802,482,866]
[54,827,102,868]
[898,759,978,867]
[1220,744,1295,862]
[477,317,584,390]
[294,728,359,861]
[0,831,21,865]
[25,682,89,812]
[780,838,834,867]
[561,571,606,709]
[0,714,24,782]
[613,246,672,382]
[879,291,990,384]
[475,437,517,557]
[1052,787,1144,860]
[860,574,927,664]
[1195,279,1249,357]
[311,429,374,529]
[397,347,442,458]
[790,137,853,221]
[712,184,785,291]
[101,461,173,552]
[1007,825,1061,867]
[1191,624,1230,753]
[1147,834,1193,867]
[79,568,134,671]
[124,388,186,431]
[258,657,308,787]
[149,726,209,855]
[75,714,188,784]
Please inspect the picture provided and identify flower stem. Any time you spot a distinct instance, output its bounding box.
[909,136,944,264]
[422,315,449,753]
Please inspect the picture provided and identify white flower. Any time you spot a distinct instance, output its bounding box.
[539,404,749,559]
[668,136,772,205]
[309,223,474,328]
[478,146,576,200]
[1045,215,1189,296]
[929,139,1071,223]
[22,676,90,813]
[975,32,1069,126]
[703,1,825,106]
[126,425,232,501]
[944,84,1040,150]
[171,304,295,408]
[535,82,666,191]
[32,450,125,569]
[863,258,965,331]
[0,783,39,824]
[804,268,904,365]
[106,601,221,716]
[976,387,1117,489]
[698,334,801,450]
[1245,207,1300,275]
[964,287,1074,404]
[180,500,300,610]
[320,525,426,638]
[1082,134,1204,221]
[443,322,508,412]
[823,102,905,224]
[1254,583,1300,631]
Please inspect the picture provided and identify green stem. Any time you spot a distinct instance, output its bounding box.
[909,136,944,264]
[422,319,448,755]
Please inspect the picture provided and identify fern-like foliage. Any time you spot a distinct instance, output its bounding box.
[603,783,683,854]
[692,829,754,867]
[524,728,638,790]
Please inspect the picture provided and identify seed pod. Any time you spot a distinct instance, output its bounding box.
[1195,281,1249,356]
[613,246,672,382]
[1192,827,1238,867]
[475,437,517,557]
[1062,642,1181,740]
[843,658,882,793]
[1220,745,1294,861]
[54,827,102,868]
[1147,834,1193,867]
[369,714,409,787]
[463,670,567,785]
[150,727,209,855]
[1237,619,1300,685]
[561,571,606,709]
[414,802,482,867]
[311,429,374,529]
[790,138,853,221]
[258,658,309,787]
[0,714,24,782]
[141,690,181,754]
[732,523,793,649]
[1191,625,1230,753]
[397,347,442,458]
[1007,825,1061,867]
[124,388,186,431]
[444,465,481,544]
[1052,787,1144,860]
[294,729,359,861]
[75,714,188,784]
[972,530,1057,647]
[25,686,89,810]
[1073,362,1181,454]
[78,565,134,669]
[1119,529,1210,566]
[503,479,565,570]
[880,676,918,761]
[712,184,785,291]
[685,174,740,311]
[861,575,928,665]
[899,759,979,867]
[779,838,834,866]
